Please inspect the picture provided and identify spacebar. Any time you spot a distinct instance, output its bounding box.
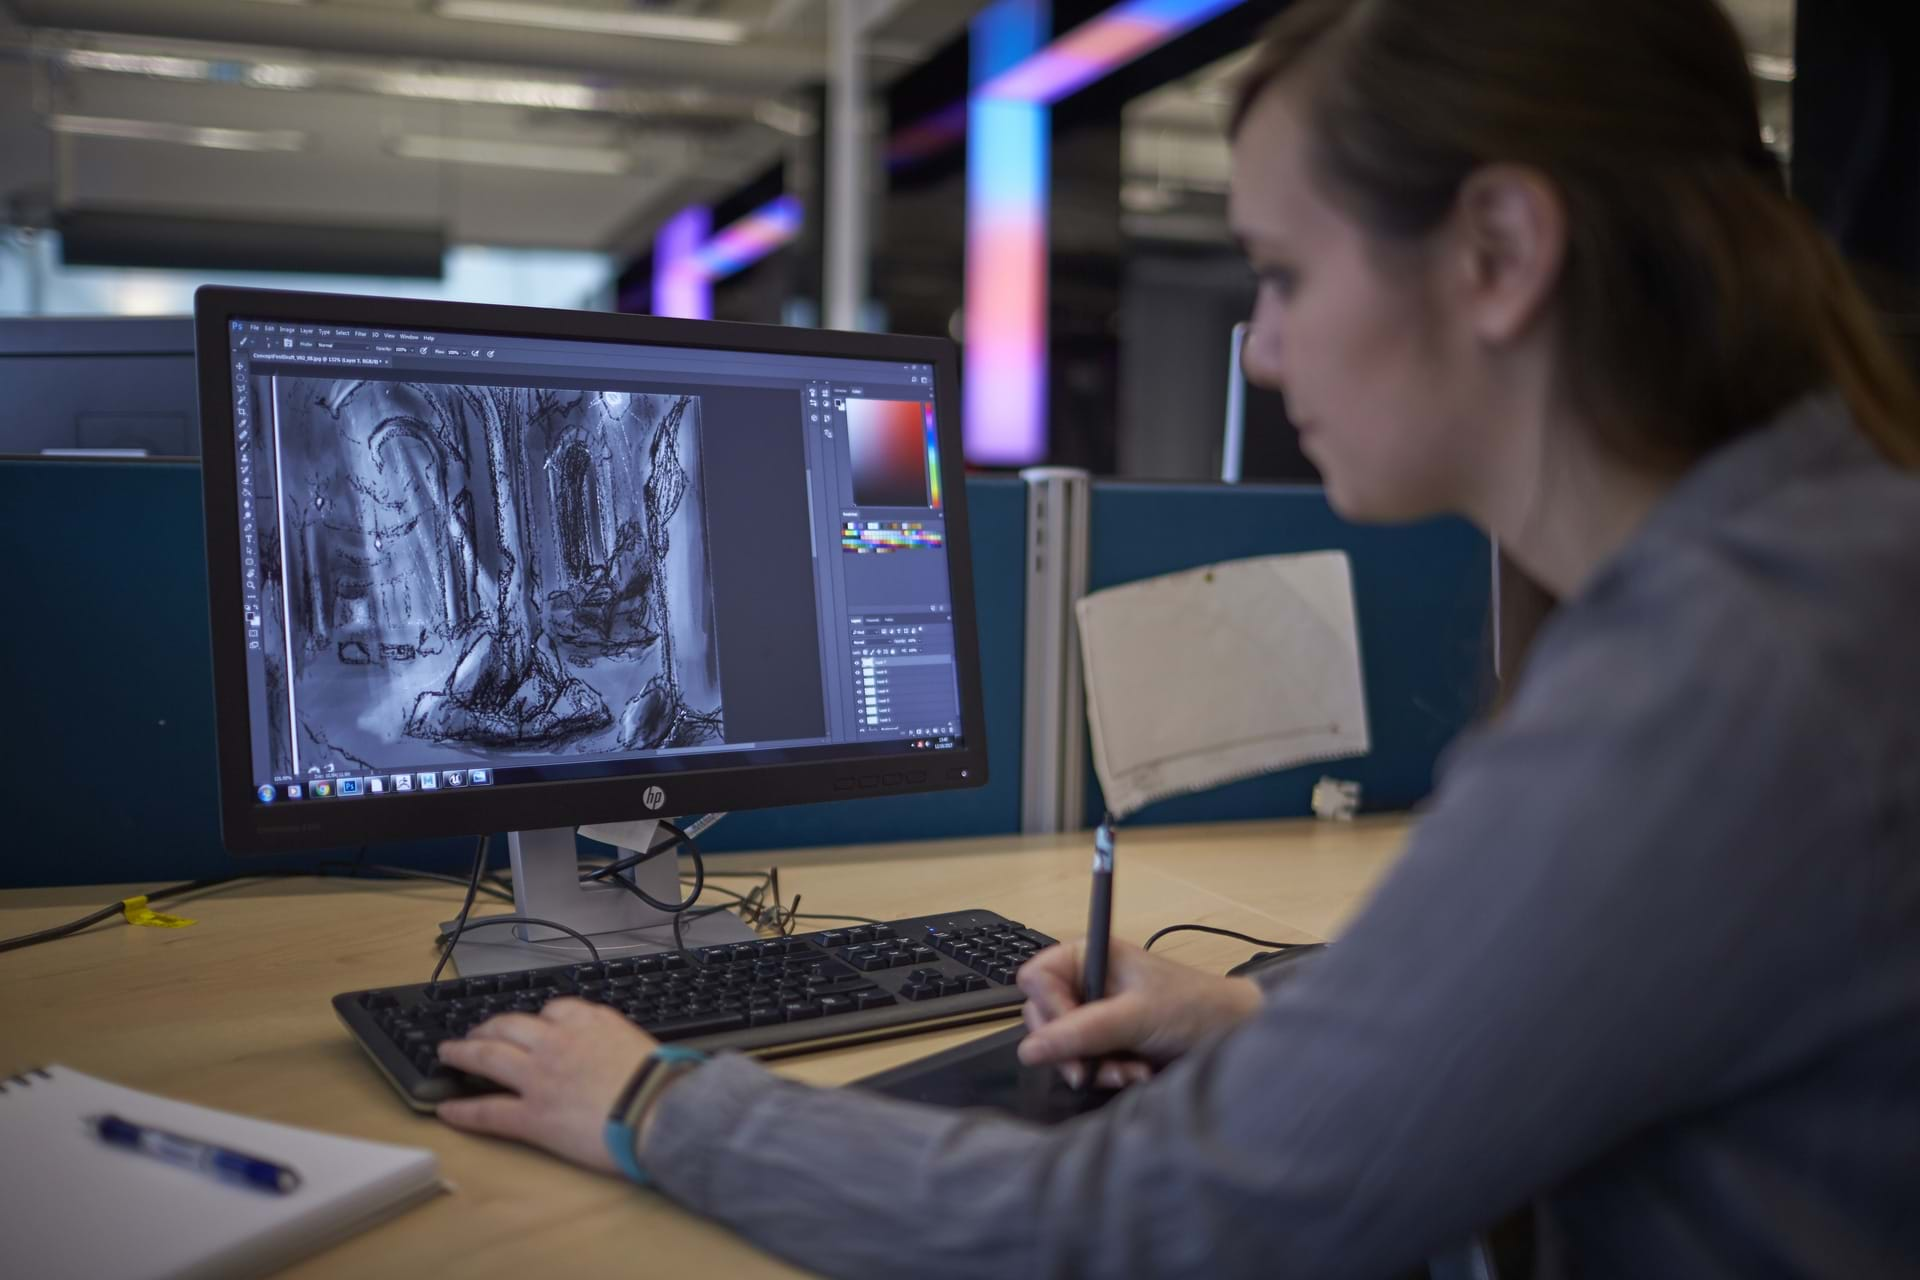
[648,1011,750,1041]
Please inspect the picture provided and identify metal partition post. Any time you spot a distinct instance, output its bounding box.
[825,0,875,330]
[1019,467,1091,833]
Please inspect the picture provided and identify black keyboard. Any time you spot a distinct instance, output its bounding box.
[335,909,1055,1111]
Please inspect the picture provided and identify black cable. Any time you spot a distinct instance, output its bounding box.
[427,834,492,988]
[0,869,332,956]
[607,821,705,916]
[0,901,124,955]
[428,916,602,979]
[783,905,887,924]
[1141,923,1311,953]
[578,828,691,884]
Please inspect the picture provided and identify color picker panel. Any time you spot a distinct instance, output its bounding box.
[847,399,932,508]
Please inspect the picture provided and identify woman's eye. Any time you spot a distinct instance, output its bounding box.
[1258,267,1298,299]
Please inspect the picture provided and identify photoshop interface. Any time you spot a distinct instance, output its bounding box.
[222,316,962,805]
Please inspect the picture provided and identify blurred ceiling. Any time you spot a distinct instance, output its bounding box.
[0,0,985,254]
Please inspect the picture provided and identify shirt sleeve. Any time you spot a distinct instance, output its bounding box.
[642,557,1879,1279]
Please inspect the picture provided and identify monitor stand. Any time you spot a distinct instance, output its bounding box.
[445,822,756,978]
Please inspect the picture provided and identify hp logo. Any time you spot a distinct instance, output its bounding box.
[643,785,666,811]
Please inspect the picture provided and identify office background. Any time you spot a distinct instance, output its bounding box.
[3,0,1913,887]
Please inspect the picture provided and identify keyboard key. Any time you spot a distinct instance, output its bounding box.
[855,990,897,1010]
[818,994,856,1015]
[818,930,848,948]
[749,1007,789,1027]
[783,1001,822,1021]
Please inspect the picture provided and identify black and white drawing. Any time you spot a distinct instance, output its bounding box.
[252,378,723,779]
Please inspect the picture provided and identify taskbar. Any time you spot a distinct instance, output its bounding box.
[254,733,965,805]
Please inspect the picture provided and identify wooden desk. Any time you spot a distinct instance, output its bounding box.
[0,817,1409,1278]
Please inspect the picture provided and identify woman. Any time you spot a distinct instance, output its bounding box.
[435,1,1920,1274]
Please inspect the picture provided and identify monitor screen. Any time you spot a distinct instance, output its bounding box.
[197,288,985,850]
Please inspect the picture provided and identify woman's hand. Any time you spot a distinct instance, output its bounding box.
[436,998,659,1174]
[1016,938,1263,1089]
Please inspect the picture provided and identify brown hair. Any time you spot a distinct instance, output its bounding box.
[1229,0,1920,477]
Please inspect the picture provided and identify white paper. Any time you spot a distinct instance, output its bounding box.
[1076,551,1369,820]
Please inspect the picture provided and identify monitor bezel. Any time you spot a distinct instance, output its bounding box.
[195,285,989,853]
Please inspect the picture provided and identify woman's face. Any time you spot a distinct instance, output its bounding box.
[1229,86,1482,522]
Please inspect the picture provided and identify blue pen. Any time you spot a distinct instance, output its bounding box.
[90,1113,303,1194]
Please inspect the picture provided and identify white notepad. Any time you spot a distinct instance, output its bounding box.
[1076,551,1370,819]
[0,1065,444,1280]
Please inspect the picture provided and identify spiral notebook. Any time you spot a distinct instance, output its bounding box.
[0,1065,445,1280]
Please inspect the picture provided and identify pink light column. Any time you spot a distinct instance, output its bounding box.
[963,0,1246,465]
[963,0,1050,467]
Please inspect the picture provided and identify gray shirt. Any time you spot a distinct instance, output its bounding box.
[646,393,1920,1279]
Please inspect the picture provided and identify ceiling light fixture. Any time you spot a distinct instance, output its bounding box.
[47,113,308,152]
[434,1,747,45]
[388,134,633,175]
[48,44,804,130]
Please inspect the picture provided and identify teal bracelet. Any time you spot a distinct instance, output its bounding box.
[603,1045,708,1186]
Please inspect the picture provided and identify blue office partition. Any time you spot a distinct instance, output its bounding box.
[0,461,1028,887]
[2,459,484,888]
[1081,481,1492,827]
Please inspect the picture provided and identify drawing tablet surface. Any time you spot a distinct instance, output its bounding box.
[853,1025,1121,1124]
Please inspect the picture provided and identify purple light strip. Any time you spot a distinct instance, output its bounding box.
[980,0,1243,105]
[690,194,803,278]
[652,204,712,320]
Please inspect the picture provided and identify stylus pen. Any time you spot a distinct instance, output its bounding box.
[1083,816,1115,1003]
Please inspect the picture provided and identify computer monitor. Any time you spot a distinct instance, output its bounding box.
[194,286,986,970]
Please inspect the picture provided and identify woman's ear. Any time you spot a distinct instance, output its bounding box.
[1448,164,1568,346]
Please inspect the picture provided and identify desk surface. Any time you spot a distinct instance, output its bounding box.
[0,817,1410,1278]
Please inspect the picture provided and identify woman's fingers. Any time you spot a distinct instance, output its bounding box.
[463,1012,553,1052]
[437,1091,530,1140]
[436,1037,535,1092]
[1016,993,1142,1067]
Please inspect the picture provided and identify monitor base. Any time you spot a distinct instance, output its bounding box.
[444,822,754,977]
[443,910,756,977]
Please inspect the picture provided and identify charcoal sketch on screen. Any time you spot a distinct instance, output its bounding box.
[250,378,723,780]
